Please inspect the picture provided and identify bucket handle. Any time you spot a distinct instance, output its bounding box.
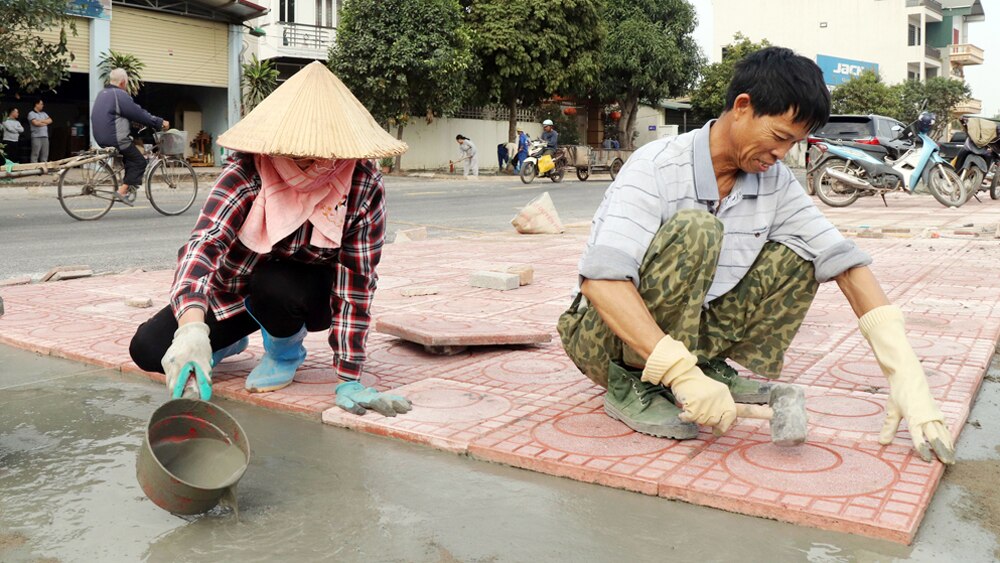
[171,361,213,401]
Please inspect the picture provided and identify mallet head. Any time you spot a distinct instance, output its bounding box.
[768,384,807,447]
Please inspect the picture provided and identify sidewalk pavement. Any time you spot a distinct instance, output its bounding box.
[3,206,999,545]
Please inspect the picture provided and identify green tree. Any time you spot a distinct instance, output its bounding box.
[690,33,770,121]
[0,0,75,94]
[830,70,898,117]
[595,0,702,149]
[97,50,145,96]
[463,0,604,142]
[241,55,279,115]
[329,0,473,170]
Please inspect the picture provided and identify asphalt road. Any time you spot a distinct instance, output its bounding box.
[0,173,615,279]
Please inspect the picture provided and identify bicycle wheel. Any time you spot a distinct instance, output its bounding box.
[57,159,117,221]
[146,157,199,216]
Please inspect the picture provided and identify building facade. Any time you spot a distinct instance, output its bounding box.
[711,0,986,116]
[246,0,341,81]
[4,0,264,162]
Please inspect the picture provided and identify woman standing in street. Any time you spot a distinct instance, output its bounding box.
[454,134,478,176]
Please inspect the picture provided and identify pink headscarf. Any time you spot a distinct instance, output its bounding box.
[238,155,357,253]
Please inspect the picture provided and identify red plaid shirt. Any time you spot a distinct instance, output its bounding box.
[170,154,385,380]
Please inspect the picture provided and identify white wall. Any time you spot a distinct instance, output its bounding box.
[711,0,926,84]
[634,105,667,147]
[398,118,542,171]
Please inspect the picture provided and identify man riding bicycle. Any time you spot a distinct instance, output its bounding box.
[91,68,169,204]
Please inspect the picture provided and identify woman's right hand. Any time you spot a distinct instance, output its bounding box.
[161,318,213,399]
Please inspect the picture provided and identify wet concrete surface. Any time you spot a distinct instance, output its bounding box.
[1,343,998,562]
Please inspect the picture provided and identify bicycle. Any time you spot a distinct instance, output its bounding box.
[56,130,199,221]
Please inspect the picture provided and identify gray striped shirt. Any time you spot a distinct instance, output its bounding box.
[578,121,871,306]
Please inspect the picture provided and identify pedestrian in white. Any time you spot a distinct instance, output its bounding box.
[2,108,24,160]
[28,99,52,163]
[454,134,478,176]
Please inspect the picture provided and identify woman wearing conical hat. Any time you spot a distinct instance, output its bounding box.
[128,62,411,416]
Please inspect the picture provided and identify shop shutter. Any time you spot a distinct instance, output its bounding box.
[110,7,228,87]
[37,17,91,72]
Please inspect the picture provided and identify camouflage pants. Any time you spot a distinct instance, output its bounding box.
[558,209,819,388]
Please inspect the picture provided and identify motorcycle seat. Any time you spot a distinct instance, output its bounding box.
[832,141,889,155]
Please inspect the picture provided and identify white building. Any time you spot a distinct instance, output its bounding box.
[245,0,341,80]
[711,0,986,116]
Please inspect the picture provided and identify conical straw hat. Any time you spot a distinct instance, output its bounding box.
[218,61,408,159]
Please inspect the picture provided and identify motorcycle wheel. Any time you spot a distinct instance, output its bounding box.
[990,163,1000,200]
[576,167,590,181]
[520,162,537,184]
[927,163,967,208]
[959,167,985,197]
[814,158,861,207]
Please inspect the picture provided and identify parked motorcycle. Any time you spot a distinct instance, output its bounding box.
[809,111,967,208]
[952,116,1000,200]
[520,139,568,184]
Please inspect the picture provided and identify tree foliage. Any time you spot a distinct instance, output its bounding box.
[328,0,473,140]
[690,33,770,121]
[0,0,76,94]
[595,0,702,148]
[463,0,604,141]
[832,71,971,138]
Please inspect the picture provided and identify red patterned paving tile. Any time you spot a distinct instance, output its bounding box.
[436,347,601,400]
[658,429,944,543]
[322,378,561,453]
[375,313,551,347]
[469,396,713,495]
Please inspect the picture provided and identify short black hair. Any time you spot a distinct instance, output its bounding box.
[456,134,466,141]
[724,46,830,134]
[6,108,17,116]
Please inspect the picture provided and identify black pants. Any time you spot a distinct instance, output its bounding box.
[120,143,146,186]
[130,260,334,374]
[3,139,21,162]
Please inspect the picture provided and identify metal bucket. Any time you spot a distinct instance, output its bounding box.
[137,398,250,515]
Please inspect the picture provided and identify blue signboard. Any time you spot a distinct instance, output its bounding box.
[67,0,112,21]
[816,54,878,86]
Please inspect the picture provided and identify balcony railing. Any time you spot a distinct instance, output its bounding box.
[280,22,336,51]
[950,43,985,66]
[951,98,983,117]
[925,44,941,60]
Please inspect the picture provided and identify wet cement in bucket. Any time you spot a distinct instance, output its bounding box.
[152,438,246,489]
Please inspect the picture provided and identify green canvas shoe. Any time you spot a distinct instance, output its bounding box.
[604,362,698,440]
[699,358,772,404]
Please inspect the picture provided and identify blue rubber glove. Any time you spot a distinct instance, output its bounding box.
[335,381,412,417]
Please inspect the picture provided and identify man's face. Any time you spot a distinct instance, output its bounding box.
[543,125,552,132]
[728,94,811,174]
[10,109,18,119]
[34,101,43,112]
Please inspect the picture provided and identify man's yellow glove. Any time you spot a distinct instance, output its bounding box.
[859,305,955,464]
[642,335,737,433]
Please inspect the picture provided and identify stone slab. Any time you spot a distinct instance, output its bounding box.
[469,270,519,291]
[375,313,551,347]
[0,276,32,287]
[125,296,153,308]
[40,264,89,282]
[48,269,93,282]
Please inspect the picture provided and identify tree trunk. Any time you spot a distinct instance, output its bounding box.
[508,98,518,143]
[620,96,640,150]
[395,124,404,172]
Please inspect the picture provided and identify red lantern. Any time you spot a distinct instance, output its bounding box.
[609,110,622,121]
[563,107,577,116]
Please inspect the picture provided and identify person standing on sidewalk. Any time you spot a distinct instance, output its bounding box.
[28,100,52,163]
[557,47,955,464]
[91,68,169,204]
[2,108,24,161]
[128,62,412,417]
[453,134,478,176]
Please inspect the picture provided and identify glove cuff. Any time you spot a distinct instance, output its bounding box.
[858,304,904,338]
[641,335,698,386]
[174,321,210,339]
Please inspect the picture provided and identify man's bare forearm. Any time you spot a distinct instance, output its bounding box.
[834,266,889,318]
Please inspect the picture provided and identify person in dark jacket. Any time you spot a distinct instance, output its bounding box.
[91,68,169,204]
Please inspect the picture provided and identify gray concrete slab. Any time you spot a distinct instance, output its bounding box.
[1,343,999,562]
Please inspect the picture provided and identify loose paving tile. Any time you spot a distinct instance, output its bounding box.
[375,312,551,349]
[0,233,996,544]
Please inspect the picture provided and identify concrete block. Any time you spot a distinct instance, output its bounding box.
[470,271,519,291]
[48,269,93,282]
[0,276,31,287]
[125,296,153,308]
[41,264,90,282]
[395,227,427,243]
[400,286,440,297]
